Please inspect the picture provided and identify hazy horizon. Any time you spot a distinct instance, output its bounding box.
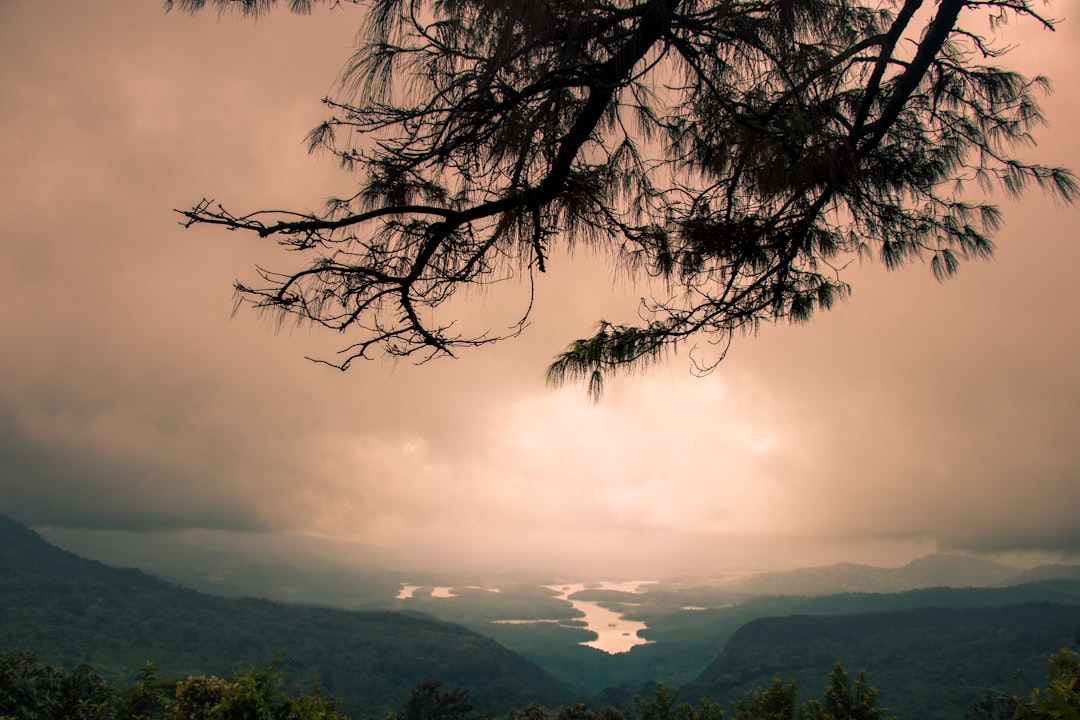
[31,520,1078,583]
[2,2,1079,578]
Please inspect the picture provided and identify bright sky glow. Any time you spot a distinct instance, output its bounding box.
[0,1,1078,577]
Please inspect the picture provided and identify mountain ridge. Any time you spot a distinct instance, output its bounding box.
[34,517,1080,603]
[680,602,1080,720]
[703,552,1079,596]
[0,514,573,717]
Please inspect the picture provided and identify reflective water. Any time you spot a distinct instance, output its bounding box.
[544,581,655,654]
[396,580,656,653]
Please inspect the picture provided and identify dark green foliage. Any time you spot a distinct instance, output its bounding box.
[0,654,349,720]
[168,661,349,720]
[798,665,892,720]
[473,622,611,697]
[730,680,796,720]
[635,684,724,720]
[0,517,571,717]
[0,656,891,720]
[1019,651,1080,716]
[605,666,892,720]
[682,604,1080,720]
[967,649,1080,720]
[0,651,113,720]
[467,580,1080,699]
[717,666,893,720]
[8,515,1080,719]
[113,663,174,720]
[397,681,477,720]
[1,646,1075,720]
[965,693,1018,720]
[1014,649,1080,720]
[565,703,634,720]
[634,684,679,720]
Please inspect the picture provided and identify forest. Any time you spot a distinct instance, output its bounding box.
[4,515,1080,720]
[3,648,1078,720]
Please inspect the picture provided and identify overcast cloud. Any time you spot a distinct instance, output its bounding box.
[1,1,1078,577]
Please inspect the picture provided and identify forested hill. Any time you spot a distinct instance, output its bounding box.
[681,602,1080,720]
[0,515,572,717]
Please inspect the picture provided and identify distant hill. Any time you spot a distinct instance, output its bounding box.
[711,553,1051,596]
[512,578,1080,699]
[680,603,1080,720]
[0,515,572,717]
[34,523,407,609]
[1013,563,1080,584]
[17,515,1080,711]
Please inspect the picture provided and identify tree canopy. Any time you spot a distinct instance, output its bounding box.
[169,0,1075,399]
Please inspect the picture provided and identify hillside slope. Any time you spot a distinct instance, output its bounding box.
[681,603,1080,720]
[710,554,1055,596]
[0,515,572,717]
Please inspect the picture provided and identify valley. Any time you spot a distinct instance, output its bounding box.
[6,515,1080,719]
[404,580,657,654]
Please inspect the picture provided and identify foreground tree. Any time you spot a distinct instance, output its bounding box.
[170,0,1075,398]
[395,680,477,720]
[0,654,348,720]
[1016,649,1080,720]
[967,649,1080,720]
[799,664,894,720]
[0,651,113,720]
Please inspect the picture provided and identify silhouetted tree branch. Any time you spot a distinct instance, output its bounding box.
[171,0,1075,399]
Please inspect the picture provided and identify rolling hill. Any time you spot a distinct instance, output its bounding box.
[0,515,572,717]
[680,602,1080,720]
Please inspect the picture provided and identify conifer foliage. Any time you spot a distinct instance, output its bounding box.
[170,0,1074,398]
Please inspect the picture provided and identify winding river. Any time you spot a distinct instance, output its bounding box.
[543,582,655,653]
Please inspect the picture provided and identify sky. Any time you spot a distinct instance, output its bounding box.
[1,1,1078,579]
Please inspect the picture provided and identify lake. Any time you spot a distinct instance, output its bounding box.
[544,582,655,653]
[396,579,656,653]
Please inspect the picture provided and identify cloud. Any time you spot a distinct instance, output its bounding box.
[1,1,1078,574]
